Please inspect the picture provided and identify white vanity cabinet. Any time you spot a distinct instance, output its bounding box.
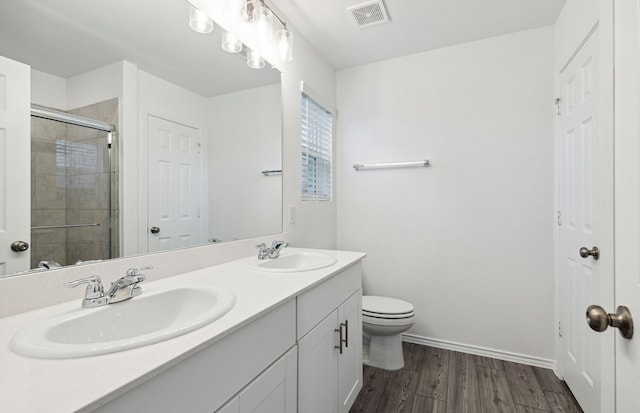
[93,260,364,413]
[297,263,363,413]
[94,300,297,413]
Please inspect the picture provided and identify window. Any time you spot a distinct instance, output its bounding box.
[301,92,332,200]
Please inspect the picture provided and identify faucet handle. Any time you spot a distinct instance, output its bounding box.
[126,266,153,277]
[255,243,269,260]
[65,275,104,299]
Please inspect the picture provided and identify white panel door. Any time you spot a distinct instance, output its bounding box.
[147,115,202,252]
[0,55,30,275]
[613,1,640,410]
[298,310,339,413]
[338,290,362,413]
[558,28,609,412]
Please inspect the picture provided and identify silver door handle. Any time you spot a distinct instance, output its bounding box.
[586,305,633,339]
[150,226,160,234]
[10,241,29,252]
[579,246,599,260]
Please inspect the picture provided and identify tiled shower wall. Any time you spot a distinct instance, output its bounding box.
[30,98,119,268]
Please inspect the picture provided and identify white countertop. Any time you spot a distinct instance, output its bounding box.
[0,248,366,413]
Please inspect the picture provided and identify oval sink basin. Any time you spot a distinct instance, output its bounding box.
[10,285,235,359]
[249,251,337,273]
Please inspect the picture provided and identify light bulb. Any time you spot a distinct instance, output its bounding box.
[278,27,293,62]
[252,3,273,42]
[189,5,214,34]
[247,49,265,69]
[221,31,242,53]
[226,0,247,20]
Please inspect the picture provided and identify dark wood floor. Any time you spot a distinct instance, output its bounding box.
[350,342,583,413]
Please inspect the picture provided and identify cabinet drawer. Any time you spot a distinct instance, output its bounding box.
[297,263,362,340]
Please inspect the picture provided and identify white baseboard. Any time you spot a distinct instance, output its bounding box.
[402,333,558,373]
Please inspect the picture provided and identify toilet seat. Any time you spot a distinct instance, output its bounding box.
[363,314,415,327]
[362,296,414,320]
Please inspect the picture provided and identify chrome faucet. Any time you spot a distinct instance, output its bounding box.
[106,266,151,303]
[64,275,108,308]
[65,266,152,308]
[268,240,288,258]
[255,241,288,260]
[256,243,270,260]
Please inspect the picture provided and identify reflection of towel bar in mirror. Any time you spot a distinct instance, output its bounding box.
[353,160,430,171]
[31,223,101,230]
[261,169,283,176]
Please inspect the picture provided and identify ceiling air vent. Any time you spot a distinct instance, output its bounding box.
[347,0,390,29]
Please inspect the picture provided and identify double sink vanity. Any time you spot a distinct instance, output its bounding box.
[0,248,366,413]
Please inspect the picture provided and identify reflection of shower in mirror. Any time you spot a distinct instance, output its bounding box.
[30,100,119,270]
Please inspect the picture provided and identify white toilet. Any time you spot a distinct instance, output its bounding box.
[362,295,415,370]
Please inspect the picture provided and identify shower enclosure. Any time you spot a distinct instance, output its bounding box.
[30,99,119,269]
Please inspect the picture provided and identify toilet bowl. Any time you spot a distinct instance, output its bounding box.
[362,295,415,370]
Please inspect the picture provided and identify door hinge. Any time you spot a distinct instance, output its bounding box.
[558,321,563,337]
[555,97,561,115]
[197,142,202,154]
[557,210,562,226]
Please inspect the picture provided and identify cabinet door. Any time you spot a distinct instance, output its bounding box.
[337,290,363,413]
[217,347,297,413]
[298,310,339,413]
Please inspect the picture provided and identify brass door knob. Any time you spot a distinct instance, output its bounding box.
[579,246,600,260]
[586,305,633,339]
[10,241,29,252]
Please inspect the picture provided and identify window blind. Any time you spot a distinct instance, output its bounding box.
[301,92,332,200]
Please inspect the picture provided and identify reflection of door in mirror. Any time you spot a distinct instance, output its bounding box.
[30,100,119,270]
[147,115,203,252]
[0,56,30,276]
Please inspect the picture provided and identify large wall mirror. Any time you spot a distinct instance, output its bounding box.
[0,0,282,278]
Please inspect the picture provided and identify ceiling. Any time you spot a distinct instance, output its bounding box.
[274,0,566,69]
[0,0,279,98]
[0,0,566,96]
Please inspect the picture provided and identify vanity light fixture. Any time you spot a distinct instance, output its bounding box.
[247,0,294,63]
[246,49,265,69]
[226,0,248,20]
[221,30,243,53]
[189,4,214,33]
[252,2,273,42]
[277,26,293,62]
[187,0,293,64]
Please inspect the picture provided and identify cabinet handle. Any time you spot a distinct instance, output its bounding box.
[344,319,349,348]
[335,321,348,354]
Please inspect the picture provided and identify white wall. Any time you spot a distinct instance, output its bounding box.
[280,31,337,249]
[207,84,282,241]
[31,62,123,111]
[336,27,555,360]
[31,69,66,109]
[66,62,122,110]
